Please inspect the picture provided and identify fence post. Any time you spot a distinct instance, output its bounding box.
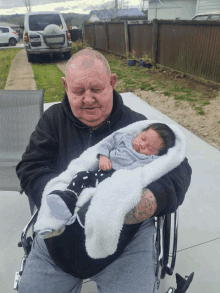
[93,24,96,49]
[152,19,158,67]
[105,22,109,52]
[82,24,86,44]
[124,21,129,58]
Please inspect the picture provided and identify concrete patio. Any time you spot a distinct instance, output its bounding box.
[1,92,220,293]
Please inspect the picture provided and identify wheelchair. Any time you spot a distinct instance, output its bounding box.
[13,198,194,293]
[0,89,193,292]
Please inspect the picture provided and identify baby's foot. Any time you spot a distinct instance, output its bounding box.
[46,190,78,226]
[47,192,79,227]
[47,194,73,220]
[37,226,66,239]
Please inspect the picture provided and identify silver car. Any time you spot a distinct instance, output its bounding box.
[0,26,20,46]
[192,11,220,21]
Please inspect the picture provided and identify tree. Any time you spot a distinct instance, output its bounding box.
[23,0,31,13]
[141,0,149,15]
[96,0,130,19]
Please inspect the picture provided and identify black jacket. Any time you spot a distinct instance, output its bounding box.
[16,90,192,279]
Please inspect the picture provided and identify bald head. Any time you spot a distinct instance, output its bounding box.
[61,48,117,128]
[65,48,111,80]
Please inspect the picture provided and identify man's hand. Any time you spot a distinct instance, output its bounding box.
[99,155,112,171]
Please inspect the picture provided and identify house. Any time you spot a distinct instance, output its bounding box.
[196,0,220,14]
[86,8,146,23]
[148,0,220,21]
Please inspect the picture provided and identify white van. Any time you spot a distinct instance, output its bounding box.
[21,11,72,62]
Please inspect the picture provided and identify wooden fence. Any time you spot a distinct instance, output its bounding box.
[83,20,220,84]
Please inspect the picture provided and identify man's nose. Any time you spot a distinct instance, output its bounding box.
[140,141,147,148]
[83,90,96,104]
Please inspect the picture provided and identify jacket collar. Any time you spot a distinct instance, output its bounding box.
[61,90,124,131]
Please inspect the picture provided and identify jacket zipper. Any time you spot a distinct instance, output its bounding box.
[88,128,93,148]
[74,128,92,277]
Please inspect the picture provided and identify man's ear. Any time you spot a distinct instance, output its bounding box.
[110,74,117,89]
[61,77,68,92]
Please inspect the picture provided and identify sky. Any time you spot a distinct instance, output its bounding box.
[0,0,147,15]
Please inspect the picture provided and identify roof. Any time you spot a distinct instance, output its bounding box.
[89,8,145,20]
[0,22,20,28]
[194,11,220,16]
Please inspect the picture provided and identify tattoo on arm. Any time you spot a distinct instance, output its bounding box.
[124,188,157,224]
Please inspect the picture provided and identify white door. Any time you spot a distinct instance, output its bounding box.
[0,28,5,43]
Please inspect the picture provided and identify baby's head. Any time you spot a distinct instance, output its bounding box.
[132,123,175,156]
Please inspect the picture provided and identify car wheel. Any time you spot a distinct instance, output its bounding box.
[9,38,17,46]
[64,51,71,60]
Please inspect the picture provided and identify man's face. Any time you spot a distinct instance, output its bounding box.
[132,129,164,155]
[62,56,117,128]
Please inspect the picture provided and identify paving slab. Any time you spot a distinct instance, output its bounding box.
[4,49,36,90]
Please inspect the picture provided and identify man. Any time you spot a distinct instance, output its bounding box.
[16,48,192,293]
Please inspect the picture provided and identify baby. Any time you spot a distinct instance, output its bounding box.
[44,123,175,237]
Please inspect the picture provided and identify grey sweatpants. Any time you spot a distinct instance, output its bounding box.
[18,218,158,293]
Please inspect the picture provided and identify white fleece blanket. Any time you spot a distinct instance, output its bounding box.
[34,120,187,259]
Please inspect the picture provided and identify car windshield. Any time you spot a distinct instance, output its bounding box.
[193,15,208,20]
[29,14,62,31]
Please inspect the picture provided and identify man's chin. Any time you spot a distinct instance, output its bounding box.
[79,117,104,128]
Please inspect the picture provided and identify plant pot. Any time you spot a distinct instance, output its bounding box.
[139,59,152,68]
[139,59,146,67]
[127,59,136,66]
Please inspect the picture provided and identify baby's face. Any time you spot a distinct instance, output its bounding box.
[132,129,164,155]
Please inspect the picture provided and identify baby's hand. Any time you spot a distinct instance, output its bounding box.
[99,155,112,171]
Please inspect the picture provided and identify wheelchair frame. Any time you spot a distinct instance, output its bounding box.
[13,206,194,292]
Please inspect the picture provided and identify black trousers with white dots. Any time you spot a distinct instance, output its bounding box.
[48,169,116,216]
[67,168,116,195]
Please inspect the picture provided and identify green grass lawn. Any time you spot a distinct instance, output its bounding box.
[32,62,65,103]
[0,48,22,89]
